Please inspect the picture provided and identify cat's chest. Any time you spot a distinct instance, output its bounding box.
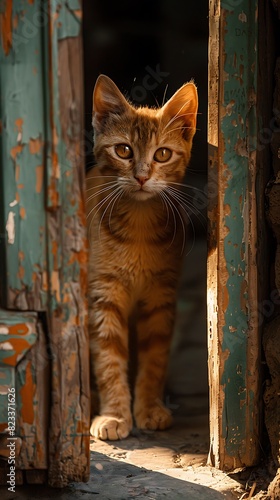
[106,215,178,268]
[90,201,183,282]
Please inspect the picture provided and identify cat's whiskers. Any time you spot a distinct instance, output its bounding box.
[159,191,178,250]
[86,179,119,191]
[87,186,122,239]
[164,192,186,256]
[168,181,206,195]
[161,84,169,107]
[108,190,125,234]
[98,186,124,239]
[166,185,196,202]
[86,182,120,202]
[166,186,207,228]
[164,188,196,257]
[157,191,170,229]
[86,175,118,180]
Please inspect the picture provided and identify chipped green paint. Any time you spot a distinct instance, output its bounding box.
[0,0,47,309]
[220,2,258,460]
[56,0,82,40]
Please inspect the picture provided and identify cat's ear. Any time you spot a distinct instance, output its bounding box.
[92,75,130,131]
[161,82,198,141]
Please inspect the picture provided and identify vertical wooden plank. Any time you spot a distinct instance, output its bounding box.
[207,0,220,468]
[44,0,90,487]
[208,0,261,470]
[0,0,47,310]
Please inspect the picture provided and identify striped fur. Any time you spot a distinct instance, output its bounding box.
[87,75,198,440]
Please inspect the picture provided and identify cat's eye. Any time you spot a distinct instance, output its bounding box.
[153,148,172,163]
[115,144,133,159]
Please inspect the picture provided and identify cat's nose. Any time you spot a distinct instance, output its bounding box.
[134,175,149,186]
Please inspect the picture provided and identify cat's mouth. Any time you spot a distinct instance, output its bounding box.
[132,188,154,200]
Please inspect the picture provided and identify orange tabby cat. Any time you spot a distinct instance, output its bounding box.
[87,74,198,440]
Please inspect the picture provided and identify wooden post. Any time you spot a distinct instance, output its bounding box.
[208,0,261,470]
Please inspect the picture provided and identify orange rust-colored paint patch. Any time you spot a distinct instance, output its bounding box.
[53,150,60,179]
[52,240,58,255]
[224,204,231,216]
[13,13,19,30]
[52,240,58,268]
[3,338,31,366]
[35,165,44,193]
[15,118,23,133]
[9,323,29,335]
[73,9,82,19]
[16,191,20,203]
[42,271,48,291]
[18,183,24,189]
[10,144,24,160]
[48,179,59,208]
[18,265,25,279]
[76,420,89,435]
[20,362,34,425]
[29,137,42,154]
[69,248,88,265]
[20,206,26,219]
[51,271,61,302]
[15,164,20,182]
[0,0,12,55]
[18,250,24,261]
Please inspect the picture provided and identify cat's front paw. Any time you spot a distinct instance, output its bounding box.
[90,415,132,440]
[134,403,173,431]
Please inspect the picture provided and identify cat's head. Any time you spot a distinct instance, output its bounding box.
[92,75,198,201]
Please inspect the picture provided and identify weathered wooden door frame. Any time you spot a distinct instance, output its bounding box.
[208,0,264,470]
[0,0,89,487]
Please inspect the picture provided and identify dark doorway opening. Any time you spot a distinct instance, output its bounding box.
[83,0,209,444]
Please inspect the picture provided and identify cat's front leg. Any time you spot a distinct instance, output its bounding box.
[89,291,133,440]
[133,291,176,431]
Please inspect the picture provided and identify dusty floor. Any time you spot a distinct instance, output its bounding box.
[1,239,247,499]
[2,416,244,500]
[1,237,272,498]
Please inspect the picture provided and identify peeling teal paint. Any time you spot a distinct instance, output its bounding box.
[220,3,258,458]
[0,0,47,309]
[56,0,81,40]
